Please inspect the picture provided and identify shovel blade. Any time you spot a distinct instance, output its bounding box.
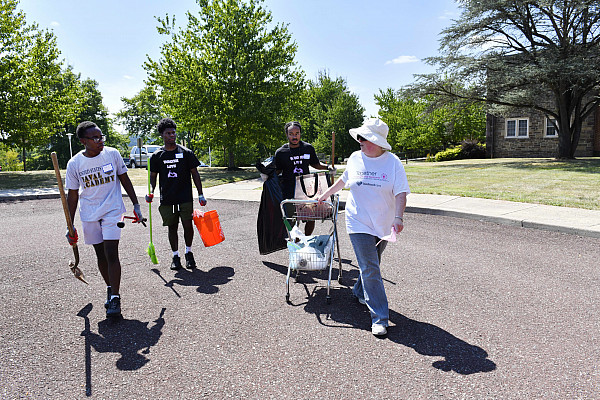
[70,262,88,284]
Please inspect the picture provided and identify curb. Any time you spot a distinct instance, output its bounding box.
[406,206,600,239]
[2,191,599,239]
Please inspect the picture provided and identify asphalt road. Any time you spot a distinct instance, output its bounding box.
[0,198,598,399]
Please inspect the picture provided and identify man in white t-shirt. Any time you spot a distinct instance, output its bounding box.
[319,118,409,336]
[66,121,143,318]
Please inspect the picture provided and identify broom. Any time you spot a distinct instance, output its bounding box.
[146,161,158,264]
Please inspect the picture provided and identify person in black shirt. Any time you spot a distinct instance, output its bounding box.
[274,121,330,235]
[146,118,206,270]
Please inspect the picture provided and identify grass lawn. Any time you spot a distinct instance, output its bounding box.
[1,158,599,210]
[403,157,600,210]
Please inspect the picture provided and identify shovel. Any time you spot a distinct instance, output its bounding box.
[51,152,88,284]
[146,161,158,264]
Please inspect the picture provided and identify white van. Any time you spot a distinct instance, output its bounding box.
[128,145,161,168]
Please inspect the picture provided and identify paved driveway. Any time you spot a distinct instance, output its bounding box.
[0,199,598,399]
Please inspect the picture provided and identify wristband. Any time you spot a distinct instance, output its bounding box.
[395,216,404,221]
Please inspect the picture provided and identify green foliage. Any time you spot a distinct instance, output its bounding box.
[43,77,123,169]
[145,0,304,169]
[434,140,486,162]
[460,139,486,159]
[297,71,365,162]
[0,1,86,170]
[117,86,163,144]
[376,87,486,156]
[0,143,22,171]
[434,146,462,162]
[418,1,600,159]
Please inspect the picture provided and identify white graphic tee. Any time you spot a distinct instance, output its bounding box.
[341,151,410,238]
[65,146,127,222]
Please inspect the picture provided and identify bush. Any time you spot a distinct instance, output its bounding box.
[435,146,462,161]
[434,141,486,162]
[461,140,486,159]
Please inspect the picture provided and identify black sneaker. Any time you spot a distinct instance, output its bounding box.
[106,296,121,318]
[170,255,183,270]
[104,286,112,309]
[185,252,196,270]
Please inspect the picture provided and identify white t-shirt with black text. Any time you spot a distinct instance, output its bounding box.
[65,146,127,222]
[341,150,410,238]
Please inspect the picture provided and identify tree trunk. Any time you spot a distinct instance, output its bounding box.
[570,120,582,159]
[557,92,575,159]
[228,147,235,170]
[22,147,27,172]
[557,124,572,159]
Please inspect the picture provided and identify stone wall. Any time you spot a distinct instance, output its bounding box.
[486,107,598,158]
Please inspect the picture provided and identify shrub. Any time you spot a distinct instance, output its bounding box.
[435,146,462,162]
[434,141,486,162]
[461,140,486,159]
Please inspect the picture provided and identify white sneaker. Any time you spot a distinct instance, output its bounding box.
[372,324,387,336]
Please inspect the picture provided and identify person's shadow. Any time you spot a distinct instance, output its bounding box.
[152,266,234,295]
[83,307,166,371]
[301,271,497,375]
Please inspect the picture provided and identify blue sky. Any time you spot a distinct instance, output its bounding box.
[17,0,459,126]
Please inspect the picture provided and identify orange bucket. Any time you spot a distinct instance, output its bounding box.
[193,209,225,247]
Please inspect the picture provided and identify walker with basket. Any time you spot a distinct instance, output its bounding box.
[280,171,343,304]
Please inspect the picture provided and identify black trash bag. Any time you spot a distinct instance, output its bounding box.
[256,159,288,255]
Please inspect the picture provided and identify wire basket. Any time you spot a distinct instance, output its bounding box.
[287,234,333,271]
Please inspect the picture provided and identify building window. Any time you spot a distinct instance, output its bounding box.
[545,118,558,137]
[506,118,529,138]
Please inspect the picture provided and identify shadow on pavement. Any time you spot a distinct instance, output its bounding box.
[304,282,497,375]
[77,303,93,397]
[388,309,497,374]
[169,266,235,294]
[81,307,166,372]
[263,258,496,375]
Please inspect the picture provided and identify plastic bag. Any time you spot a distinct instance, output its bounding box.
[287,228,333,270]
[256,158,288,254]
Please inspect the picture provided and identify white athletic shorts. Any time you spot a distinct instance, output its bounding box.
[82,210,122,245]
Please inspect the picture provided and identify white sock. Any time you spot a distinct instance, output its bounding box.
[173,250,179,257]
[185,246,192,254]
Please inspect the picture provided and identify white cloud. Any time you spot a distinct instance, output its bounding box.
[50,21,60,27]
[438,10,457,20]
[385,55,419,65]
[123,75,134,80]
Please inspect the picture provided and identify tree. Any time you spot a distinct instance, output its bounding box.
[116,85,163,144]
[299,71,365,162]
[0,0,81,170]
[418,0,600,159]
[376,88,486,157]
[145,0,304,169]
[40,76,125,169]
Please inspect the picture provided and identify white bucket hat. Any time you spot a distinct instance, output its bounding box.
[349,118,391,151]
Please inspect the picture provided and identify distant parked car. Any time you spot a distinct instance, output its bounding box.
[198,161,209,167]
[128,145,161,168]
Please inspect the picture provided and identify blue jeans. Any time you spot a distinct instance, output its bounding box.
[349,233,388,327]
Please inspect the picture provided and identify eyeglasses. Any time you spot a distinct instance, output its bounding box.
[357,135,367,142]
[85,135,106,143]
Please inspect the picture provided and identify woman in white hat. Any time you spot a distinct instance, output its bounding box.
[318,118,410,336]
